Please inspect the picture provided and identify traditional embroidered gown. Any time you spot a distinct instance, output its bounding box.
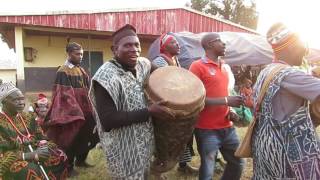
[90,58,154,179]
[252,64,320,180]
[0,112,68,180]
[45,61,98,151]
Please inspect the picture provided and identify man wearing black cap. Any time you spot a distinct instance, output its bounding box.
[89,24,173,179]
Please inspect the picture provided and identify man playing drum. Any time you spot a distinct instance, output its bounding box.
[89,24,173,179]
[189,33,245,180]
[153,33,198,175]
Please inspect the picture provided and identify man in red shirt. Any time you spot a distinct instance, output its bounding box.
[189,33,245,180]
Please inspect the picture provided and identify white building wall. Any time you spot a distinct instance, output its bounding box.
[0,69,17,85]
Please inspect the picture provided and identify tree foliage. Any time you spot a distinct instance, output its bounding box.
[187,0,258,29]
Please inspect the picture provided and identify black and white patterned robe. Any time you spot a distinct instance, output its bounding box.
[90,57,154,179]
[252,63,320,180]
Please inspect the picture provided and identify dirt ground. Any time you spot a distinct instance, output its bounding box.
[69,127,254,180]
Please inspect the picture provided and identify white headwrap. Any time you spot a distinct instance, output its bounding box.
[0,80,19,102]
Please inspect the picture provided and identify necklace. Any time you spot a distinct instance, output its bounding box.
[1,112,32,142]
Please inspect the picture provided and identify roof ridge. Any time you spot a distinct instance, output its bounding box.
[0,7,256,33]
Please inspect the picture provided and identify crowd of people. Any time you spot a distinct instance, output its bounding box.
[0,22,320,180]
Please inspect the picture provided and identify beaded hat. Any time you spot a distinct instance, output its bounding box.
[0,79,19,102]
[266,23,299,53]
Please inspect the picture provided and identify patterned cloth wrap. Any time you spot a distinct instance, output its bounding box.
[252,63,320,180]
[0,112,68,180]
[90,58,154,180]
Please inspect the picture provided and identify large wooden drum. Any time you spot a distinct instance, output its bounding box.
[145,66,206,173]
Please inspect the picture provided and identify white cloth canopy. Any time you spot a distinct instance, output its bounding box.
[148,31,320,68]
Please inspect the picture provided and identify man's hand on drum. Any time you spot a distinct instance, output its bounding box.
[148,100,175,120]
[227,96,245,107]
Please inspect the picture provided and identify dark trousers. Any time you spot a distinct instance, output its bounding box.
[66,149,90,171]
[66,117,99,171]
[179,135,195,166]
[195,127,245,180]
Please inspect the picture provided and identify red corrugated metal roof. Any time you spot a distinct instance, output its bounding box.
[0,8,256,35]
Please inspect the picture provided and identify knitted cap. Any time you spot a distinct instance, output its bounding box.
[0,79,19,102]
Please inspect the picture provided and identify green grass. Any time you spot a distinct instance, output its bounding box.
[68,127,252,180]
[68,126,320,180]
[23,94,319,179]
[68,148,108,180]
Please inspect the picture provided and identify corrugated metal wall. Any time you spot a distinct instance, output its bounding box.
[0,8,254,35]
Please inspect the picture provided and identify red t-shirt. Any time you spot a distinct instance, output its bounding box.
[189,57,232,129]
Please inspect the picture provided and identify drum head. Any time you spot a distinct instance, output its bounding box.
[146,66,205,111]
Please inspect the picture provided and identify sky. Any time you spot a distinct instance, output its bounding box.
[0,0,320,63]
[256,0,320,49]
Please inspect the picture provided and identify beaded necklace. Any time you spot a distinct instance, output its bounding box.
[1,112,32,143]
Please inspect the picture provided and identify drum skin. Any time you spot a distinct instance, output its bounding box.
[145,66,206,173]
[145,66,206,119]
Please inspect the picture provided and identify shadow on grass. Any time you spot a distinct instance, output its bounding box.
[68,127,320,180]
